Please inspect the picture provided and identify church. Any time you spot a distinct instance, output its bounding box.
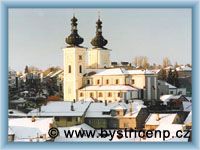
[63,15,158,102]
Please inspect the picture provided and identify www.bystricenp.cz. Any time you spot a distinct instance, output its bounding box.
[48,127,191,141]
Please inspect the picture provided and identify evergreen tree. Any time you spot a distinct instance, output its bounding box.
[173,69,180,88]
[167,68,174,85]
[158,69,167,81]
[24,65,29,74]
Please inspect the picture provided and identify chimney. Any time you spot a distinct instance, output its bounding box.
[71,102,74,111]
[156,114,160,121]
[105,100,107,106]
[31,116,36,122]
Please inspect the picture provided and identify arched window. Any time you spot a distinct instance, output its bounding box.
[79,65,82,73]
[68,65,71,73]
[99,92,103,97]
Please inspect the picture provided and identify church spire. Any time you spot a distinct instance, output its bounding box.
[65,15,84,47]
[91,16,108,49]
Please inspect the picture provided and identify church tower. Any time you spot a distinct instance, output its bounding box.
[88,17,111,69]
[63,16,86,101]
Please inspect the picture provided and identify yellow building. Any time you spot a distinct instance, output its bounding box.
[63,16,158,102]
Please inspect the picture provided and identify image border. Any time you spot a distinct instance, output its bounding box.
[0,0,199,150]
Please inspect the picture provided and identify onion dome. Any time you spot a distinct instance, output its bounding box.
[91,18,108,49]
[65,16,84,47]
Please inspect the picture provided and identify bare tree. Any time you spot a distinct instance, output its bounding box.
[162,57,171,68]
[133,56,149,69]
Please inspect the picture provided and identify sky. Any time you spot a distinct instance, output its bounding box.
[9,8,192,72]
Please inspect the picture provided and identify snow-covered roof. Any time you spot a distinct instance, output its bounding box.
[164,66,174,70]
[87,68,155,76]
[184,112,192,125]
[160,95,182,105]
[9,118,53,141]
[145,113,177,126]
[50,70,63,78]
[176,65,192,71]
[8,109,27,117]
[28,101,91,117]
[165,82,177,89]
[10,98,26,104]
[151,69,161,74]
[79,85,138,91]
[85,100,146,118]
[182,101,192,112]
[127,69,154,75]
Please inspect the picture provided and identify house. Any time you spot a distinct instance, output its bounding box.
[8,117,54,142]
[176,65,192,78]
[160,95,192,111]
[157,80,186,96]
[85,100,149,129]
[28,100,91,127]
[145,113,182,130]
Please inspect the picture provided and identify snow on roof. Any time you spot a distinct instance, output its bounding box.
[50,70,63,78]
[145,113,177,126]
[111,103,127,110]
[8,127,14,135]
[87,68,155,76]
[93,68,126,76]
[176,65,192,71]
[182,101,192,112]
[165,82,177,89]
[127,69,154,75]
[164,66,174,70]
[28,101,91,117]
[151,69,161,74]
[160,95,183,105]
[10,97,26,104]
[184,112,192,124]
[9,118,53,141]
[79,85,138,91]
[160,95,174,105]
[85,103,111,118]
[8,109,27,117]
[86,100,146,118]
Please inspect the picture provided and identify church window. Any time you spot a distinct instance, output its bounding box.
[79,65,82,73]
[68,65,71,73]
[115,79,119,84]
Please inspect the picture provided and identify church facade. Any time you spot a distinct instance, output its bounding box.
[63,16,158,102]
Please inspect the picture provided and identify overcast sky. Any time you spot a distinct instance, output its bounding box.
[9,8,192,71]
